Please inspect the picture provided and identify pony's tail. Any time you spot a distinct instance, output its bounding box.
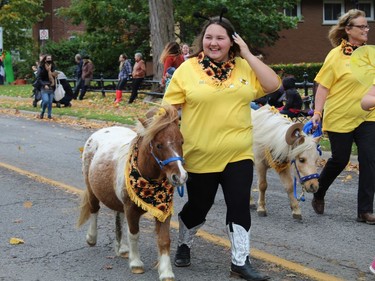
[77,189,91,227]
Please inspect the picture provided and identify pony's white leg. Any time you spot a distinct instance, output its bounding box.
[159,254,175,281]
[256,162,268,217]
[156,217,174,281]
[127,228,144,274]
[86,212,98,246]
[118,212,129,258]
[114,212,129,258]
[279,168,302,220]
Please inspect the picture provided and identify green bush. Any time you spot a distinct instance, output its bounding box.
[271,62,323,82]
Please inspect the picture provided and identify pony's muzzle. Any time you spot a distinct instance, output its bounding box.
[303,179,319,193]
[170,172,188,187]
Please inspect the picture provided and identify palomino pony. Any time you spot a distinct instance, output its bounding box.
[251,105,320,220]
[77,105,187,281]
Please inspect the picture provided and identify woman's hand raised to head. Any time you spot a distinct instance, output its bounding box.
[232,32,252,58]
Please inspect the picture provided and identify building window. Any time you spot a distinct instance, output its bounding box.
[357,1,374,20]
[284,3,302,19]
[323,0,344,24]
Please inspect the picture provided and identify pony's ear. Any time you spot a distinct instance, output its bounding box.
[285,123,304,145]
[138,117,148,128]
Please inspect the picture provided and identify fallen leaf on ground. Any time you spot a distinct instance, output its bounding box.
[9,238,24,245]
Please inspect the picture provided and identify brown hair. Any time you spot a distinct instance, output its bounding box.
[159,42,181,64]
[328,9,366,47]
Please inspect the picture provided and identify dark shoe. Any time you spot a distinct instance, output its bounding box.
[48,116,52,119]
[357,213,375,225]
[56,102,61,108]
[230,256,270,281]
[174,244,191,267]
[311,198,325,214]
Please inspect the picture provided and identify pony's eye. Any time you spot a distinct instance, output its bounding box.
[299,158,305,163]
[156,143,163,149]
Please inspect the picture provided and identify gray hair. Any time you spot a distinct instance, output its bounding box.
[135,52,143,58]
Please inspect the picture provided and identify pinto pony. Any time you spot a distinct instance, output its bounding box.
[77,105,187,281]
[251,105,320,220]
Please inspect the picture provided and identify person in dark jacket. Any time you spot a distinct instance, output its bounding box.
[279,77,302,118]
[78,55,95,100]
[34,54,58,119]
[72,54,83,100]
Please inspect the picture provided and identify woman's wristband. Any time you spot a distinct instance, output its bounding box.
[314,111,322,118]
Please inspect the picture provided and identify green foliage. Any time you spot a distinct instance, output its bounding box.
[271,62,323,82]
[55,0,151,78]
[0,0,45,52]
[173,0,299,49]
[41,39,83,77]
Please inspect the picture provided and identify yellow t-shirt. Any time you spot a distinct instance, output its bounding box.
[315,46,372,132]
[163,57,265,173]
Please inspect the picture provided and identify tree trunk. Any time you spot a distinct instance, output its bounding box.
[148,0,175,82]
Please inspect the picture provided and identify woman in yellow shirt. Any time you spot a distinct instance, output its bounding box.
[311,9,375,225]
[163,13,280,281]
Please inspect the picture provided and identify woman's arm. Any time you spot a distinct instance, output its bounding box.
[232,33,280,93]
[361,85,375,111]
[311,83,329,127]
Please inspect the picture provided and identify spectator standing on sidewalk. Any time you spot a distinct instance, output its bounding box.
[72,54,83,100]
[78,55,94,100]
[114,53,132,104]
[129,52,146,104]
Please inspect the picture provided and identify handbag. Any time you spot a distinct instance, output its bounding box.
[54,78,65,101]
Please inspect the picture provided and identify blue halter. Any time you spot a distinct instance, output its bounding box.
[291,159,319,202]
[149,142,185,197]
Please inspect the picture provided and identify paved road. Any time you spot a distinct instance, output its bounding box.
[0,113,374,281]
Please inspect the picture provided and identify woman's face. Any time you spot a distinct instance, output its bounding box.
[119,55,125,62]
[346,16,369,45]
[203,24,232,62]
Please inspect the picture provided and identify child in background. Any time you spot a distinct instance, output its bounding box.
[165,67,176,91]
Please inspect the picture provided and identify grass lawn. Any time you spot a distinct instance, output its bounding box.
[0,84,156,126]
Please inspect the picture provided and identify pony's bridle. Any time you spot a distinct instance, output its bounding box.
[291,158,319,202]
[149,142,184,170]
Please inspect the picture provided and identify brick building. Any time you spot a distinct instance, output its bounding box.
[261,0,375,64]
[32,0,84,46]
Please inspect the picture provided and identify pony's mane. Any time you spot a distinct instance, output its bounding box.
[136,104,179,144]
[252,105,316,162]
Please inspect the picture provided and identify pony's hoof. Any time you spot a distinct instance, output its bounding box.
[292,214,302,220]
[250,203,257,210]
[120,252,129,259]
[131,266,145,274]
[257,210,267,217]
[162,278,175,281]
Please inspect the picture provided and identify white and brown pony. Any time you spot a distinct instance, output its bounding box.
[77,105,187,281]
[251,105,320,220]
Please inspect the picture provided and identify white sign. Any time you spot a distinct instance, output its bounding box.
[39,29,49,40]
[0,27,3,52]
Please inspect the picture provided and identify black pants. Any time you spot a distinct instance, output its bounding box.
[314,121,375,215]
[129,78,144,103]
[116,78,128,90]
[73,78,83,99]
[180,160,253,231]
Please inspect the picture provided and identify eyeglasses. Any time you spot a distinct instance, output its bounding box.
[349,25,370,30]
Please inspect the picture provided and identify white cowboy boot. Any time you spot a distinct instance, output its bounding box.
[174,215,204,267]
[227,223,269,281]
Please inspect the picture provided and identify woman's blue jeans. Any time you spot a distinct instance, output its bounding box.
[41,89,54,117]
